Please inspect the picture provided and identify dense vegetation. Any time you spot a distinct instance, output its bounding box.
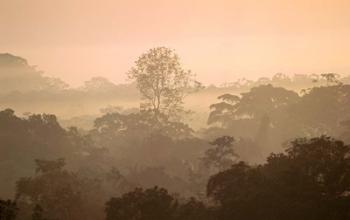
[1,49,350,219]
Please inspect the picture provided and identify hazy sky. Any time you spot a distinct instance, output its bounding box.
[1,0,350,86]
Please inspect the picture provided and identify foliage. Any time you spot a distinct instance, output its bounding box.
[206,83,350,159]
[0,53,68,93]
[291,84,350,136]
[16,159,101,220]
[128,47,196,119]
[90,110,202,183]
[201,136,238,172]
[2,51,350,220]
[93,110,193,140]
[207,136,350,220]
[0,199,17,220]
[105,186,211,220]
[208,84,299,126]
[0,109,100,198]
[105,186,177,220]
[31,205,46,220]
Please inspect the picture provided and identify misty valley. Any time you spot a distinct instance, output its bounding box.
[0,49,350,220]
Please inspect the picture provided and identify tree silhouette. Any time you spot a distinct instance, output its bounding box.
[207,136,350,220]
[105,186,177,220]
[16,159,100,220]
[128,47,196,119]
[0,199,17,220]
[31,205,46,220]
[208,84,299,126]
[202,136,238,172]
[106,186,210,220]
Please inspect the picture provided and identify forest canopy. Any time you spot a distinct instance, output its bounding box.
[1,49,350,220]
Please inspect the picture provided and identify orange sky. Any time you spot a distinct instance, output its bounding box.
[1,0,350,86]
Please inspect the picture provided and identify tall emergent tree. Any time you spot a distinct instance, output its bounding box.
[128,47,196,119]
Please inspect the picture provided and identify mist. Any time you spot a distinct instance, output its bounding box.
[1,1,350,220]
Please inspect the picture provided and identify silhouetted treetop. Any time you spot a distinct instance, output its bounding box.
[128,47,198,120]
[207,136,350,220]
[208,84,299,126]
[0,53,68,93]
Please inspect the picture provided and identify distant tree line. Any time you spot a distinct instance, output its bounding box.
[1,48,350,220]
